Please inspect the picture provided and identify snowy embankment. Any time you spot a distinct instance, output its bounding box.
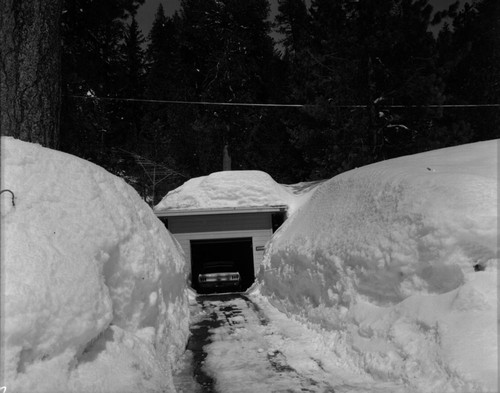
[1,137,190,393]
[256,140,498,392]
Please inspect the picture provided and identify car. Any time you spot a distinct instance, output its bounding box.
[198,261,241,292]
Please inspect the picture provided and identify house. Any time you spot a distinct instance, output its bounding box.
[154,171,293,292]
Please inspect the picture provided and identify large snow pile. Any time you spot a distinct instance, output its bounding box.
[155,170,297,212]
[257,140,498,392]
[1,137,190,393]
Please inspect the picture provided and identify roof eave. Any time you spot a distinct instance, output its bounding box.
[154,205,288,217]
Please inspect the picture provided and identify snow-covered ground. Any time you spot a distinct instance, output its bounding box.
[2,136,497,393]
[186,293,410,393]
[256,139,499,392]
[1,137,190,393]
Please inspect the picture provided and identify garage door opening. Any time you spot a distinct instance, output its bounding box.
[191,238,254,294]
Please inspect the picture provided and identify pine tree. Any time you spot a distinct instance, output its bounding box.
[115,16,145,149]
[142,4,194,176]
[122,17,145,99]
[145,4,182,100]
[60,0,144,165]
[151,0,284,176]
[275,0,310,52]
[1,0,63,148]
[351,0,441,160]
[275,0,447,179]
[442,0,500,141]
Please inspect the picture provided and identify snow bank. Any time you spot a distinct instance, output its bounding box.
[1,137,190,393]
[155,170,296,212]
[258,140,498,392]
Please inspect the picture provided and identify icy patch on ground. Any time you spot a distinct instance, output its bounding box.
[258,140,498,392]
[1,137,190,392]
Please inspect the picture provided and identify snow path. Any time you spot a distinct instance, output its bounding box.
[175,293,409,393]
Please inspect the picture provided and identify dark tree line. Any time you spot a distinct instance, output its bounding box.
[275,0,499,178]
[4,0,496,203]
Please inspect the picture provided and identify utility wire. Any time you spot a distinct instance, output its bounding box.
[69,95,500,109]
[70,95,306,108]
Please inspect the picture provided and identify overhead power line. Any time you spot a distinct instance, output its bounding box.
[69,95,500,109]
[70,95,306,108]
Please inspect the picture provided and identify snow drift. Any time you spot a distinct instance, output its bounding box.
[1,137,190,393]
[257,140,498,392]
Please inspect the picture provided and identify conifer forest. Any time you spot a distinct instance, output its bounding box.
[58,0,499,203]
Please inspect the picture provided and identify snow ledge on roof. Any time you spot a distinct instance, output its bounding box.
[155,170,312,215]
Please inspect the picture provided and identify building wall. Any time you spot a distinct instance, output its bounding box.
[168,212,271,234]
[166,212,274,275]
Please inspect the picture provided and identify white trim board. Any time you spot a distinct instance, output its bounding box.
[155,205,287,217]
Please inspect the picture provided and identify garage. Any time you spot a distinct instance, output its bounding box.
[154,171,293,294]
[156,206,287,294]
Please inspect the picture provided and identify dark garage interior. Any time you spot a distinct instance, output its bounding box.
[191,238,255,293]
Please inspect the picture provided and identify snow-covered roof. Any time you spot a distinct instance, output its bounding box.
[154,170,298,215]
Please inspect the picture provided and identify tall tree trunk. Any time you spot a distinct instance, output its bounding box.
[0,0,62,148]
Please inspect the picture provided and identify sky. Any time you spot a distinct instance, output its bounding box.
[136,0,460,37]
[136,0,180,36]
